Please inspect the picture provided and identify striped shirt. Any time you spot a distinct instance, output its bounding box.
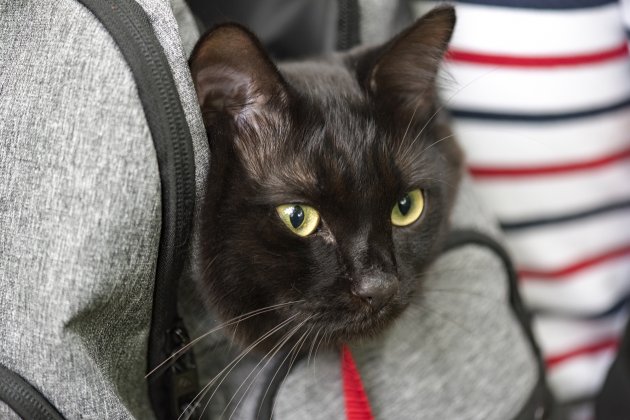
[416,0,630,409]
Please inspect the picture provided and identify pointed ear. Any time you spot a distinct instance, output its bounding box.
[189,24,288,128]
[361,6,455,117]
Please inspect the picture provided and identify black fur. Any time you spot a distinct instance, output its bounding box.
[190,6,462,351]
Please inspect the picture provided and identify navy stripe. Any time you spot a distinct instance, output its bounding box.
[449,97,630,122]
[531,295,630,320]
[454,0,616,9]
[501,199,630,231]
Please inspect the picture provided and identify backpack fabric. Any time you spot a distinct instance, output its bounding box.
[0,0,551,419]
[0,0,207,418]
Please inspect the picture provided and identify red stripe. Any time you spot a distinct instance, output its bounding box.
[545,337,619,369]
[447,43,628,67]
[469,147,630,178]
[342,345,374,420]
[519,245,630,280]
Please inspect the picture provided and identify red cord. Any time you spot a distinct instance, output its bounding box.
[341,345,374,420]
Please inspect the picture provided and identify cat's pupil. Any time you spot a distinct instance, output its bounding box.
[398,195,412,215]
[290,206,305,228]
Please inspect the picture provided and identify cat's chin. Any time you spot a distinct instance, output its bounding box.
[317,301,409,345]
[224,301,408,354]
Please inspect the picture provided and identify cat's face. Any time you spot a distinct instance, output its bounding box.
[190,7,461,351]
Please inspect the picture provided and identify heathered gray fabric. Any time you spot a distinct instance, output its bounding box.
[133,0,211,260]
[0,402,21,420]
[271,175,539,420]
[0,0,209,418]
[359,0,413,45]
[0,0,160,418]
[136,0,209,210]
[171,0,202,58]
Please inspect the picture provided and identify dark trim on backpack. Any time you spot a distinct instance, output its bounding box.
[337,0,361,50]
[596,317,630,419]
[255,352,295,420]
[500,198,630,232]
[74,1,198,419]
[0,363,65,420]
[442,229,555,420]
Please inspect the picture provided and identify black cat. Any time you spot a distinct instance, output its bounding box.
[189,6,462,352]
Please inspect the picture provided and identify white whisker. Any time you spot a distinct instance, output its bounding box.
[180,313,299,420]
[224,318,314,420]
[256,317,312,419]
[400,66,499,156]
[268,324,313,420]
[146,300,304,379]
[195,314,302,420]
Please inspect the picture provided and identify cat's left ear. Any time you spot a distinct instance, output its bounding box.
[356,6,455,117]
[189,23,288,128]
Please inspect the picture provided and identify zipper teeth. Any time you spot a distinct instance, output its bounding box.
[337,0,360,50]
[0,364,63,419]
[117,1,195,251]
[112,0,195,335]
[0,381,45,417]
[110,1,194,246]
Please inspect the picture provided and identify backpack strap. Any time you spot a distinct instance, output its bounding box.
[443,229,555,420]
[595,316,630,418]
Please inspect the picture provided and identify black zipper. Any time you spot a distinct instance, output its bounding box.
[0,363,65,420]
[75,1,198,419]
[337,0,361,50]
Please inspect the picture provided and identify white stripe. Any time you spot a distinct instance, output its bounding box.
[545,349,616,400]
[506,211,630,269]
[621,0,630,28]
[471,164,630,220]
[533,311,627,355]
[521,259,630,313]
[439,59,630,113]
[451,110,630,166]
[449,2,625,56]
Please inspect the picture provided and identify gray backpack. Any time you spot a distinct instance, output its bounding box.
[0,0,552,419]
[1,0,205,418]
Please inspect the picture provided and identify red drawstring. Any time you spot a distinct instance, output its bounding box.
[341,345,374,420]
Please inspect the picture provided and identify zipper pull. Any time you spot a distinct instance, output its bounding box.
[168,323,200,419]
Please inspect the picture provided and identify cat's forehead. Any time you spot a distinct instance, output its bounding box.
[238,61,437,206]
[280,60,364,105]
[255,102,432,209]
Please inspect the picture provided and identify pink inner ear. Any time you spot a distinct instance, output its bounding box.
[189,24,288,126]
[195,66,259,119]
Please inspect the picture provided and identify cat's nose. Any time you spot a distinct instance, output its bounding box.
[353,273,399,311]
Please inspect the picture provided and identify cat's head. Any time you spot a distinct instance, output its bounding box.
[190,6,461,351]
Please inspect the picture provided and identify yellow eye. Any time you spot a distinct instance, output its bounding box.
[276,204,320,237]
[391,189,424,227]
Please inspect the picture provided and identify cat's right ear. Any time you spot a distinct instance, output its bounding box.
[189,24,288,128]
[352,6,456,119]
